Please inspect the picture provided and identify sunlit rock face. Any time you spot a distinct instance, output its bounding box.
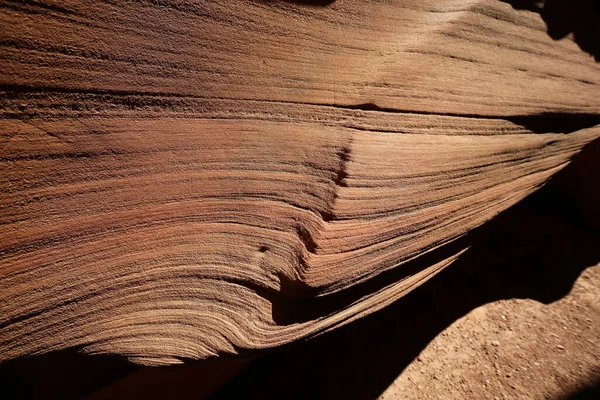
[1,0,599,366]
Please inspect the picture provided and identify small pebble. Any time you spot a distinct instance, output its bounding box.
[491,340,500,347]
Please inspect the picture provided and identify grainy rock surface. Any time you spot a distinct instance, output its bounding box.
[1,0,599,371]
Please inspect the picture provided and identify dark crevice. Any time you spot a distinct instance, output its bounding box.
[318,210,334,223]
[3,84,599,135]
[333,146,350,188]
[295,225,318,254]
[333,169,349,188]
[0,149,122,163]
[331,103,600,134]
[261,0,335,6]
[3,0,76,15]
[342,125,403,134]
[506,113,600,134]
[0,83,213,101]
[503,0,600,61]
[272,235,470,325]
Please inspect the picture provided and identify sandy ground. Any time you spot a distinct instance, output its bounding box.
[379,264,600,400]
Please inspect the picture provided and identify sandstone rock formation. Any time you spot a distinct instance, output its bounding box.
[1,0,599,367]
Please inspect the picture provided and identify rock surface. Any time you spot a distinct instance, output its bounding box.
[1,0,599,366]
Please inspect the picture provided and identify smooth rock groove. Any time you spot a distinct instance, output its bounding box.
[1,0,599,366]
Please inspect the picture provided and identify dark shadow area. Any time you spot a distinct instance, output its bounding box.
[273,227,474,324]
[561,378,600,400]
[210,137,600,400]
[285,0,335,5]
[86,356,251,400]
[298,102,600,134]
[0,348,138,400]
[0,348,251,400]
[261,0,335,6]
[506,113,600,134]
[503,0,600,60]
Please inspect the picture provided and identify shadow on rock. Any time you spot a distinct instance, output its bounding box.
[504,0,600,60]
[2,138,598,400]
[261,0,336,7]
[0,349,137,400]
[210,138,600,400]
[0,349,250,400]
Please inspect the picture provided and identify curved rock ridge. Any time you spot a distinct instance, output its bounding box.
[1,0,599,366]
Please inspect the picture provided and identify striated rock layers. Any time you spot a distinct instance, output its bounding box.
[1,0,599,366]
